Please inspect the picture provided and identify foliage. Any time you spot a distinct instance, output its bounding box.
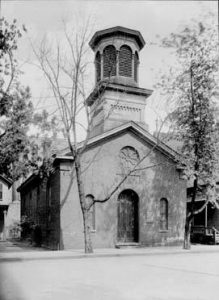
[19,215,42,246]
[161,19,218,187]
[19,215,34,240]
[156,15,219,248]
[30,109,65,178]
[0,84,36,180]
[0,18,37,180]
[31,110,60,157]
[0,18,26,115]
[0,18,56,181]
[9,220,22,239]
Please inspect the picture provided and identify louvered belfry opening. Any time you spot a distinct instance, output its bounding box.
[119,45,132,78]
[89,27,146,86]
[95,51,101,82]
[134,52,139,82]
[103,45,117,78]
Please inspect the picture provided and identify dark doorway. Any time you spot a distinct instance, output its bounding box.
[117,189,139,243]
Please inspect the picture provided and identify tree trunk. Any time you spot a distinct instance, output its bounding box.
[184,174,198,250]
[74,155,93,253]
[183,217,192,250]
[82,209,93,253]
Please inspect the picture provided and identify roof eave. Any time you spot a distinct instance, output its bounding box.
[17,173,39,193]
[0,175,13,187]
[77,121,180,163]
[86,82,153,106]
[89,26,145,51]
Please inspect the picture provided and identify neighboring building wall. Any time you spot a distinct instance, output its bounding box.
[59,161,84,249]
[46,170,60,249]
[4,201,20,239]
[20,173,60,249]
[0,181,12,205]
[59,131,186,249]
[0,181,12,240]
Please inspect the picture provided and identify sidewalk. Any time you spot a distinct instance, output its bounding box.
[0,240,219,262]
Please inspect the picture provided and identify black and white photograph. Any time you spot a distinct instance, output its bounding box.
[0,0,218,299]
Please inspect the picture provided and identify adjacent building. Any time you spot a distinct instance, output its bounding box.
[0,175,20,240]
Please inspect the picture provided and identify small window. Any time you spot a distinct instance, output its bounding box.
[119,146,140,174]
[0,183,2,201]
[86,194,95,231]
[160,198,168,230]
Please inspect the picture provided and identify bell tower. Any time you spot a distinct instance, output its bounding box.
[87,26,152,137]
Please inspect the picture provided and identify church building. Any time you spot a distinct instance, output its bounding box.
[18,26,187,250]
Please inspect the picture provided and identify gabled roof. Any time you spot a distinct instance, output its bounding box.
[55,121,181,164]
[18,122,182,193]
[89,26,145,51]
[0,175,13,187]
[17,173,40,193]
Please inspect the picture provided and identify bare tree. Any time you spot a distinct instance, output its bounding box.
[32,21,178,253]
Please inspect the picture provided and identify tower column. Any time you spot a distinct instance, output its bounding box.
[116,50,119,77]
[131,53,135,80]
[100,53,103,81]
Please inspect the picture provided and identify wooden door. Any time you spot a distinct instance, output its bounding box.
[118,190,138,243]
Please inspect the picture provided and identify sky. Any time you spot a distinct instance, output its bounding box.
[1,0,218,135]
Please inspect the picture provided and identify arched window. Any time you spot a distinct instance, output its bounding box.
[160,198,168,230]
[119,45,132,77]
[134,51,139,82]
[95,51,101,82]
[103,45,116,78]
[85,194,95,231]
[119,146,140,174]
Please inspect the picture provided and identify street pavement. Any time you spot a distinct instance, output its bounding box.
[0,241,219,300]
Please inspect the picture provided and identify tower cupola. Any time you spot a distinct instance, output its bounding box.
[89,26,145,87]
[87,26,152,138]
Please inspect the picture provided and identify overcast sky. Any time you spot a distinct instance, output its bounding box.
[1,0,217,134]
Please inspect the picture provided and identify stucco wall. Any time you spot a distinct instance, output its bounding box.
[59,161,84,249]
[60,130,187,249]
[47,170,61,249]
[0,181,12,205]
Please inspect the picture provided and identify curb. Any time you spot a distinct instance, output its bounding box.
[0,247,219,262]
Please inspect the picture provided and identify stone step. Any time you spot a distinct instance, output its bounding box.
[115,243,141,249]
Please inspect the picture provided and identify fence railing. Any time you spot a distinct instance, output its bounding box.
[191,226,219,244]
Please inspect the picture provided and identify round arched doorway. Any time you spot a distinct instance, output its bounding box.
[117,189,139,243]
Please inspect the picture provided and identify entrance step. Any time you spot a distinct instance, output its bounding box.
[115,243,141,249]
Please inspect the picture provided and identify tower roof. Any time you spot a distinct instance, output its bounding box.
[89,26,145,50]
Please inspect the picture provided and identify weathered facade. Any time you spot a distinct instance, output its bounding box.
[0,175,21,240]
[18,26,187,250]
